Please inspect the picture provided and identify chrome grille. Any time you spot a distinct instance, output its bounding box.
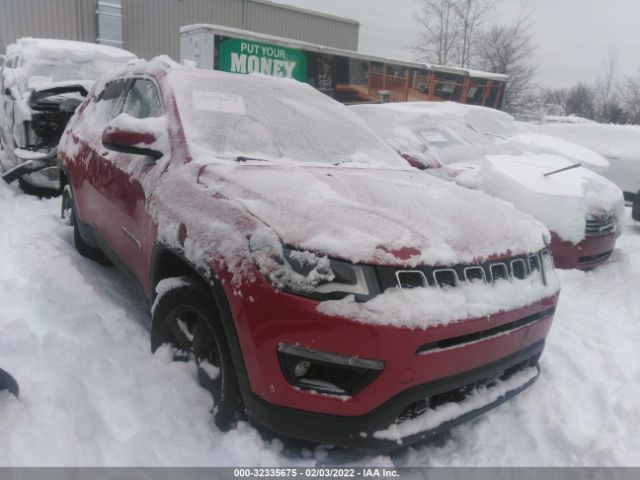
[433,269,459,288]
[389,249,550,290]
[585,212,615,236]
[490,263,509,282]
[511,259,527,280]
[396,270,427,289]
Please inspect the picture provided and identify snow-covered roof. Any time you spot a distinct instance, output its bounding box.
[8,38,136,59]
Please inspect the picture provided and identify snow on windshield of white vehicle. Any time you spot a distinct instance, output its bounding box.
[168,69,407,166]
[8,38,136,91]
[351,102,494,166]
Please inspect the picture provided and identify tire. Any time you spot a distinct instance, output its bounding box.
[17,177,60,198]
[0,368,19,397]
[151,277,244,430]
[63,182,110,265]
[61,184,74,225]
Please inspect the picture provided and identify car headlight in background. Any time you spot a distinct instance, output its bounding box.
[249,235,379,301]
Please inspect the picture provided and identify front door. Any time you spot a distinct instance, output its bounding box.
[91,77,166,290]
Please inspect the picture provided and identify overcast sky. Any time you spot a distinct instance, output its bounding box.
[273,0,640,89]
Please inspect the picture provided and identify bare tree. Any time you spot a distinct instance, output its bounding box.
[454,0,496,68]
[618,74,640,124]
[594,47,623,122]
[602,47,618,100]
[564,83,596,119]
[474,2,537,113]
[540,87,568,116]
[413,0,495,67]
[413,0,459,65]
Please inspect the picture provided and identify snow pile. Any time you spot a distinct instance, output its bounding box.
[318,271,559,329]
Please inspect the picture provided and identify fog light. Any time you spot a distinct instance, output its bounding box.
[277,343,384,396]
[294,360,311,378]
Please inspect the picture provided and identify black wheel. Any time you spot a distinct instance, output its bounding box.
[0,368,19,397]
[17,177,60,198]
[151,277,244,430]
[62,182,110,265]
[61,184,74,225]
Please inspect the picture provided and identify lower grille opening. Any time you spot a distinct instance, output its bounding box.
[394,354,541,425]
[416,307,555,354]
[579,250,612,264]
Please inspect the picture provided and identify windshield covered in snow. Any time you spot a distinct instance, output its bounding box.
[351,104,494,165]
[169,69,406,166]
[464,107,519,138]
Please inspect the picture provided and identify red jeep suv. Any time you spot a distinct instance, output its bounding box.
[58,57,560,451]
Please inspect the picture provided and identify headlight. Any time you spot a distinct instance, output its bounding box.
[249,235,379,301]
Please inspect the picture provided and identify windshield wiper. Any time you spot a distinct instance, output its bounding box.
[543,162,582,177]
[333,159,357,166]
[235,156,270,163]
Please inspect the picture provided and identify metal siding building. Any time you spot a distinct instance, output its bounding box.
[0,0,359,58]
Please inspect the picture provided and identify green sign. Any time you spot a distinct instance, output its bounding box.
[218,38,307,82]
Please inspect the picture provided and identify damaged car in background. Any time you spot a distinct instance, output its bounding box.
[0,38,136,192]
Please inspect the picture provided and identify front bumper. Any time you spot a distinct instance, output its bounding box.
[225,270,558,449]
[549,232,617,269]
[243,341,543,452]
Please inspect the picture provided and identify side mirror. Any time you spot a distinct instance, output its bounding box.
[399,151,442,170]
[102,115,164,160]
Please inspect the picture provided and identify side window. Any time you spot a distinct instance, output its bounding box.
[122,79,162,119]
[90,78,129,127]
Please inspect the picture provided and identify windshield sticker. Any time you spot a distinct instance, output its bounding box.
[192,90,246,115]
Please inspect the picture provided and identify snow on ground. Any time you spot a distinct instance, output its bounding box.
[1,178,639,466]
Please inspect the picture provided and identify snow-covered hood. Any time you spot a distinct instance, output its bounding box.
[501,133,610,173]
[529,123,640,162]
[448,152,625,244]
[194,162,550,267]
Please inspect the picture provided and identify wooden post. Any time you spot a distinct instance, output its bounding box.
[481,80,493,106]
[403,71,410,101]
[460,76,471,103]
[494,81,504,108]
[427,72,436,100]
